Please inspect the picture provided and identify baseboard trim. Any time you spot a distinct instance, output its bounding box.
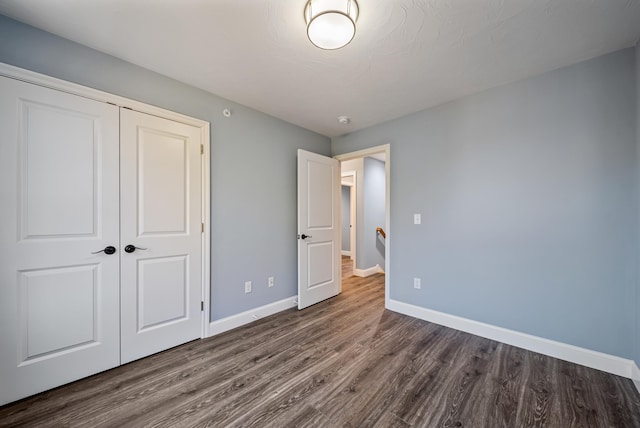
[208,296,297,337]
[632,362,640,394]
[354,264,385,277]
[387,299,636,380]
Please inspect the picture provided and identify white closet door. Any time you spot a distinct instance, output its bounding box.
[0,76,120,405]
[120,109,203,364]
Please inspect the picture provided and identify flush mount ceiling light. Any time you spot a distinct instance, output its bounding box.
[304,0,359,50]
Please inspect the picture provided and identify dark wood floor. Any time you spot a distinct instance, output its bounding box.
[1,258,640,427]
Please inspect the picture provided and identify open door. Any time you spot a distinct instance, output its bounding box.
[297,149,341,309]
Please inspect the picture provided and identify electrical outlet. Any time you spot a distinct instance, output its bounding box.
[268,276,275,288]
[414,213,421,225]
[245,281,252,293]
[413,278,421,289]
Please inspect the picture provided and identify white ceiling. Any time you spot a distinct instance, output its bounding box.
[1,0,639,138]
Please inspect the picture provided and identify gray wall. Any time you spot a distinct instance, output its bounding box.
[333,49,637,359]
[0,15,331,320]
[341,186,351,252]
[363,158,386,269]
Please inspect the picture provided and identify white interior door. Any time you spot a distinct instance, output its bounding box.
[297,149,341,309]
[0,76,120,405]
[120,109,203,363]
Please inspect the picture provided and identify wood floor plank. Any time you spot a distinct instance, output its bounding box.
[485,343,527,427]
[519,351,562,428]
[1,259,639,427]
[557,360,605,426]
[265,404,332,428]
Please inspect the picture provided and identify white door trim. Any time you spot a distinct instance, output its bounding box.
[0,63,204,128]
[340,171,357,263]
[335,144,390,308]
[0,62,212,337]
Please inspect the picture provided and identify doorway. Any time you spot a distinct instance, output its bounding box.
[335,144,390,307]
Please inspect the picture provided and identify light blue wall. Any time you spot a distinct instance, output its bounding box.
[333,49,637,359]
[363,158,386,269]
[341,186,351,252]
[0,15,331,320]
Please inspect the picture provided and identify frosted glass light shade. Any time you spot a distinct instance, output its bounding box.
[304,0,359,50]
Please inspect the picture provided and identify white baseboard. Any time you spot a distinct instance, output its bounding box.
[387,299,636,380]
[354,264,385,277]
[206,294,640,390]
[341,250,351,257]
[632,362,640,394]
[209,296,297,337]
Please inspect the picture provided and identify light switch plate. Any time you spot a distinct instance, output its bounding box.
[414,213,421,224]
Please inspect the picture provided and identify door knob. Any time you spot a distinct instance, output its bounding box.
[300,234,312,240]
[92,246,116,255]
[124,245,147,253]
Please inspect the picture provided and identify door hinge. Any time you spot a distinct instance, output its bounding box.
[201,301,204,311]
[201,222,204,233]
[200,144,204,155]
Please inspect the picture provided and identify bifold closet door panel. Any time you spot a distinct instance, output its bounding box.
[0,76,121,405]
[119,109,203,364]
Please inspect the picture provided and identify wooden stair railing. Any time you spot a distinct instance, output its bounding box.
[376,227,386,239]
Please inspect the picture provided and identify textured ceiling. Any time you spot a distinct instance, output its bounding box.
[1,0,639,137]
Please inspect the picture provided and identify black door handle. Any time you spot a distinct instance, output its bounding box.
[92,246,116,255]
[124,245,147,253]
[301,234,312,240]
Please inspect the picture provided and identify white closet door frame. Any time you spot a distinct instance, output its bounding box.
[0,62,212,338]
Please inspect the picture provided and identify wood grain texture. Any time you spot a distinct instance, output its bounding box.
[1,258,639,427]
